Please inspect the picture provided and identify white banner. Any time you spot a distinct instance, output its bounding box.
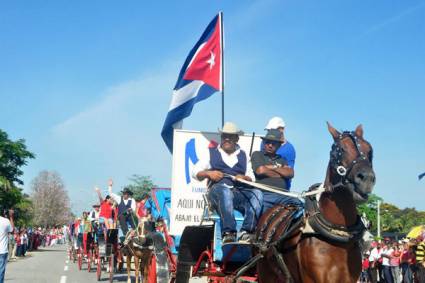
[170,129,262,235]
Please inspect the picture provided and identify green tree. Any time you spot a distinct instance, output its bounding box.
[126,175,156,200]
[14,194,33,227]
[0,130,35,185]
[380,203,402,232]
[358,193,425,236]
[0,129,35,226]
[398,207,425,233]
[357,193,382,234]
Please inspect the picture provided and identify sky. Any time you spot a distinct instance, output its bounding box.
[1,0,424,213]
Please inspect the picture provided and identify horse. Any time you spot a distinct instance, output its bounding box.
[122,217,155,283]
[256,123,375,283]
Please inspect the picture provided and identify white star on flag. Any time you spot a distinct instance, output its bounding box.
[206,51,215,70]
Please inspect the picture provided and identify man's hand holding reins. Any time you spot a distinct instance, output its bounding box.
[196,170,224,182]
[234,174,252,182]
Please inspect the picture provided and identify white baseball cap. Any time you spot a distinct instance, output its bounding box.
[265,117,286,130]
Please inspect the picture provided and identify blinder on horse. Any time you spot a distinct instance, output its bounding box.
[329,131,373,188]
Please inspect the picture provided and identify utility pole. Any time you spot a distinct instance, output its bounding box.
[377,199,381,238]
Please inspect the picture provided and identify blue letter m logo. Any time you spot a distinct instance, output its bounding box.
[185,138,199,184]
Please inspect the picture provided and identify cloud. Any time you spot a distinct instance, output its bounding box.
[52,69,175,138]
[231,0,282,30]
[47,62,181,211]
[361,2,425,37]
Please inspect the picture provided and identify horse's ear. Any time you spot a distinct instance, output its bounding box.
[327,121,340,140]
[355,124,364,138]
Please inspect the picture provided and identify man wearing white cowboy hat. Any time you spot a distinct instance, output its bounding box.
[192,122,263,243]
[264,117,296,189]
[251,129,302,215]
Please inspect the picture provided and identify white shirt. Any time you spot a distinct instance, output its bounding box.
[369,247,382,262]
[110,193,136,212]
[88,210,100,221]
[192,145,255,182]
[382,247,392,266]
[0,217,12,254]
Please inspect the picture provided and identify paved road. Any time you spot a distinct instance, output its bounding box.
[5,245,130,283]
[4,245,207,283]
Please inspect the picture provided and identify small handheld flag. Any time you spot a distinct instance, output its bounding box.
[161,12,224,152]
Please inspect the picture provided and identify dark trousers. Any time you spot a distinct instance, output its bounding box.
[16,245,22,257]
[118,214,135,236]
[208,184,263,234]
[416,264,425,283]
[383,265,393,283]
[22,244,26,256]
[261,191,303,214]
[400,263,412,283]
[0,253,8,283]
[360,270,370,282]
[369,266,378,283]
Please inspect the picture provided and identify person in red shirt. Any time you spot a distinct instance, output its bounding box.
[360,253,370,283]
[136,193,150,220]
[400,241,415,283]
[95,187,114,229]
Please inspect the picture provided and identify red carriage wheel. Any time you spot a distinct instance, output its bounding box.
[87,249,91,272]
[108,255,114,283]
[147,253,157,283]
[78,249,82,271]
[72,248,76,263]
[96,257,102,281]
[68,247,72,261]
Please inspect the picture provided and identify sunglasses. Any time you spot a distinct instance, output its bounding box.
[221,134,238,141]
[264,140,281,146]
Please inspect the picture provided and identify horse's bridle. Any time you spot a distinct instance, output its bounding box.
[329,131,373,188]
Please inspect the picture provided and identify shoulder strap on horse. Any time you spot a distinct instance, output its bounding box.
[304,192,366,243]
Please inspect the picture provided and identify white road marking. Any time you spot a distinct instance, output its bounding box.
[60,275,67,283]
[65,260,69,264]
[64,266,68,271]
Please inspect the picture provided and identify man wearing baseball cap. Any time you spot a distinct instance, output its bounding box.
[251,129,302,214]
[264,117,296,189]
[192,122,263,243]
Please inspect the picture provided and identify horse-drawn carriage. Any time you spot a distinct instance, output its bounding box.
[70,123,375,283]
[95,228,120,282]
[174,203,260,283]
[164,124,375,283]
[118,187,176,283]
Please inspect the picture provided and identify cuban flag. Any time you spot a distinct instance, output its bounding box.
[161,12,223,152]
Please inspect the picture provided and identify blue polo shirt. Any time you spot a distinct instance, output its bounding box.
[260,140,296,189]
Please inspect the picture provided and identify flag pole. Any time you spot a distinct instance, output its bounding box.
[220,11,224,127]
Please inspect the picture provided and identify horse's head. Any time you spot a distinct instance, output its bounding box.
[326,122,375,203]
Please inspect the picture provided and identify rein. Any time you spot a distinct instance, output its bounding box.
[223,173,326,199]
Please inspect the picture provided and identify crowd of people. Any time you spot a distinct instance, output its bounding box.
[0,209,69,282]
[360,236,425,283]
[7,226,67,261]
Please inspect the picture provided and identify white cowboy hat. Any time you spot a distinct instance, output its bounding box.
[265,117,286,130]
[218,122,244,135]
